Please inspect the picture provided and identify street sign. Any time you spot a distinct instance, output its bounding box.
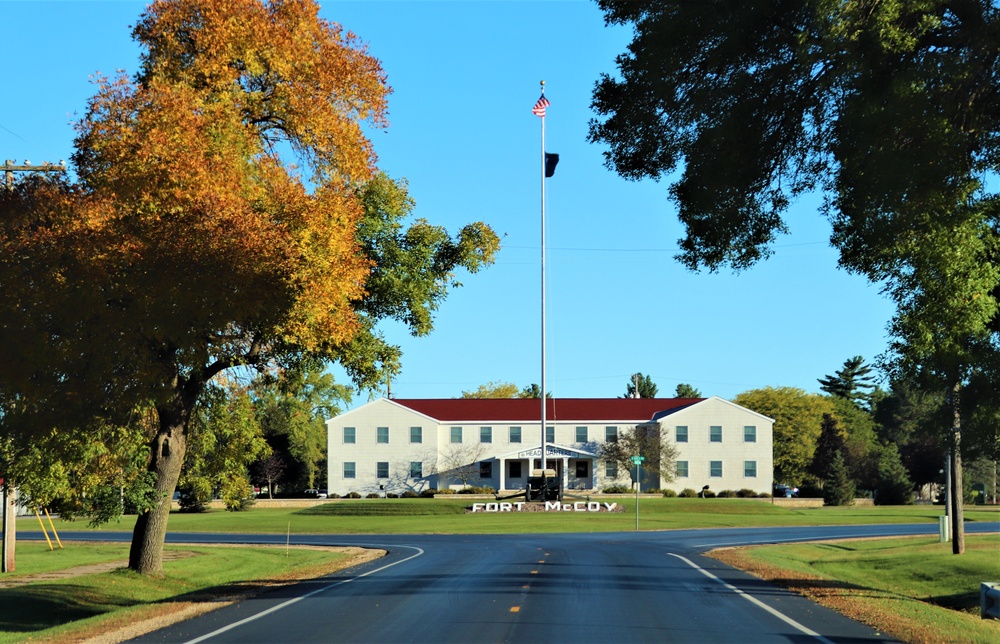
[630,455,645,464]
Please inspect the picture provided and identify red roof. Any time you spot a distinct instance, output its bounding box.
[390,398,704,423]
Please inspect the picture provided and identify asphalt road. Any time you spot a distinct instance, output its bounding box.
[40,522,1000,643]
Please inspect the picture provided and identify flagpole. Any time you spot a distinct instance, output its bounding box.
[539,80,547,476]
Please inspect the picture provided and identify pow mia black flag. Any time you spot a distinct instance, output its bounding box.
[544,152,559,178]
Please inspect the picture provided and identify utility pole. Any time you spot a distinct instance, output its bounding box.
[2,159,66,189]
[1,158,66,573]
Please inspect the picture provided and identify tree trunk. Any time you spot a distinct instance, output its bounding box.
[949,381,965,555]
[128,404,189,574]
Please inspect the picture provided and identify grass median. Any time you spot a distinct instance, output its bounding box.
[0,541,378,644]
[708,535,1000,644]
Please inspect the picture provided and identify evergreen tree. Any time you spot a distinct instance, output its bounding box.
[823,451,855,507]
[874,444,915,506]
[818,356,876,409]
[809,414,846,485]
[623,373,658,398]
[674,383,702,398]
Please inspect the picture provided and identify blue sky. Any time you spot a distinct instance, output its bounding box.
[1,1,895,404]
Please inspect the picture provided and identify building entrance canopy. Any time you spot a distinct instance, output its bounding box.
[495,443,598,492]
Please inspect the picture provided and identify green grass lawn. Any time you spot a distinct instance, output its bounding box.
[35,497,1000,535]
[710,535,1000,643]
[0,541,357,644]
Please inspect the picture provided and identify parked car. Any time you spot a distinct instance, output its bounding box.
[304,489,328,499]
[773,484,798,498]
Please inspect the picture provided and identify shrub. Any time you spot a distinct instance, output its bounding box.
[702,490,716,498]
[327,493,341,499]
[225,496,256,512]
[716,490,736,498]
[420,489,438,498]
[435,488,455,494]
[401,490,420,498]
[679,488,698,498]
[736,489,758,498]
[661,489,678,498]
[457,486,495,494]
[602,485,631,494]
[366,493,380,499]
[346,491,362,499]
[386,492,399,499]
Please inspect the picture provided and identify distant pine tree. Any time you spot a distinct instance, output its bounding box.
[874,444,914,505]
[809,413,847,484]
[823,451,855,506]
[818,356,876,409]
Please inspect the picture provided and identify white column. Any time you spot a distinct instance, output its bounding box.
[499,457,506,493]
[562,457,569,491]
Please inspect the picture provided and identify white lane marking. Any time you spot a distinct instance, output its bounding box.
[697,530,916,549]
[667,553,836,644]
[185,546,425,644]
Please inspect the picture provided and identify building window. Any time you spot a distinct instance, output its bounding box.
[710,426,723,443]
[451,426,463,444]
[509,426,522,443]
[343,427,356,444]
[377,427,389,444]
[576,426,588,443]
[480,426,492,443]
[377,461,389,478]
[545,426,555,443]
[575,461,589,478]
[676,461,689,478]
[509,461,523,478]
[744,425,757,443]
[744,461,757,477]
[710,461,723,477]
[605,461,618,478]
[343,462,356,479]
[676,426,688,443]
[480,461,493,478]
[410,427,422,444]
[606,426,618,442]
[409,462,422,478]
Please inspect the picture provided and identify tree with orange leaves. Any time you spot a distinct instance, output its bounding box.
[0,0,498,574]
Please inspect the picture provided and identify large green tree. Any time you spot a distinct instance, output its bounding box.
[254,364,351,492]
[0,0,498,574]
[734,387,834,486]
[590,0,1000,554]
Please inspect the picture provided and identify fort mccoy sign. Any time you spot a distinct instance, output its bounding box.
[470,501,621,513]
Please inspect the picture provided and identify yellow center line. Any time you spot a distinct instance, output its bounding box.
[510,606,520,613]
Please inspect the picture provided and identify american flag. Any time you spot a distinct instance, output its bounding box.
[532,94,550,117]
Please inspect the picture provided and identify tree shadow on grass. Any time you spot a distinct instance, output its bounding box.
[0,583,135,633]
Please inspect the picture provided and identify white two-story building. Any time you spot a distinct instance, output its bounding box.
[325,397,773,497]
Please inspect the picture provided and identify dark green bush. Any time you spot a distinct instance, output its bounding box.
[602,485,631,494]
[679,488,698,498]
[716,490,737,498]
[386,492,399,499]
[735,489,757,498]
[401,490,420,498]
[661,489,678,498]
[420,489,438,498]
[346,491,362,499]
[366,493,380,499]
